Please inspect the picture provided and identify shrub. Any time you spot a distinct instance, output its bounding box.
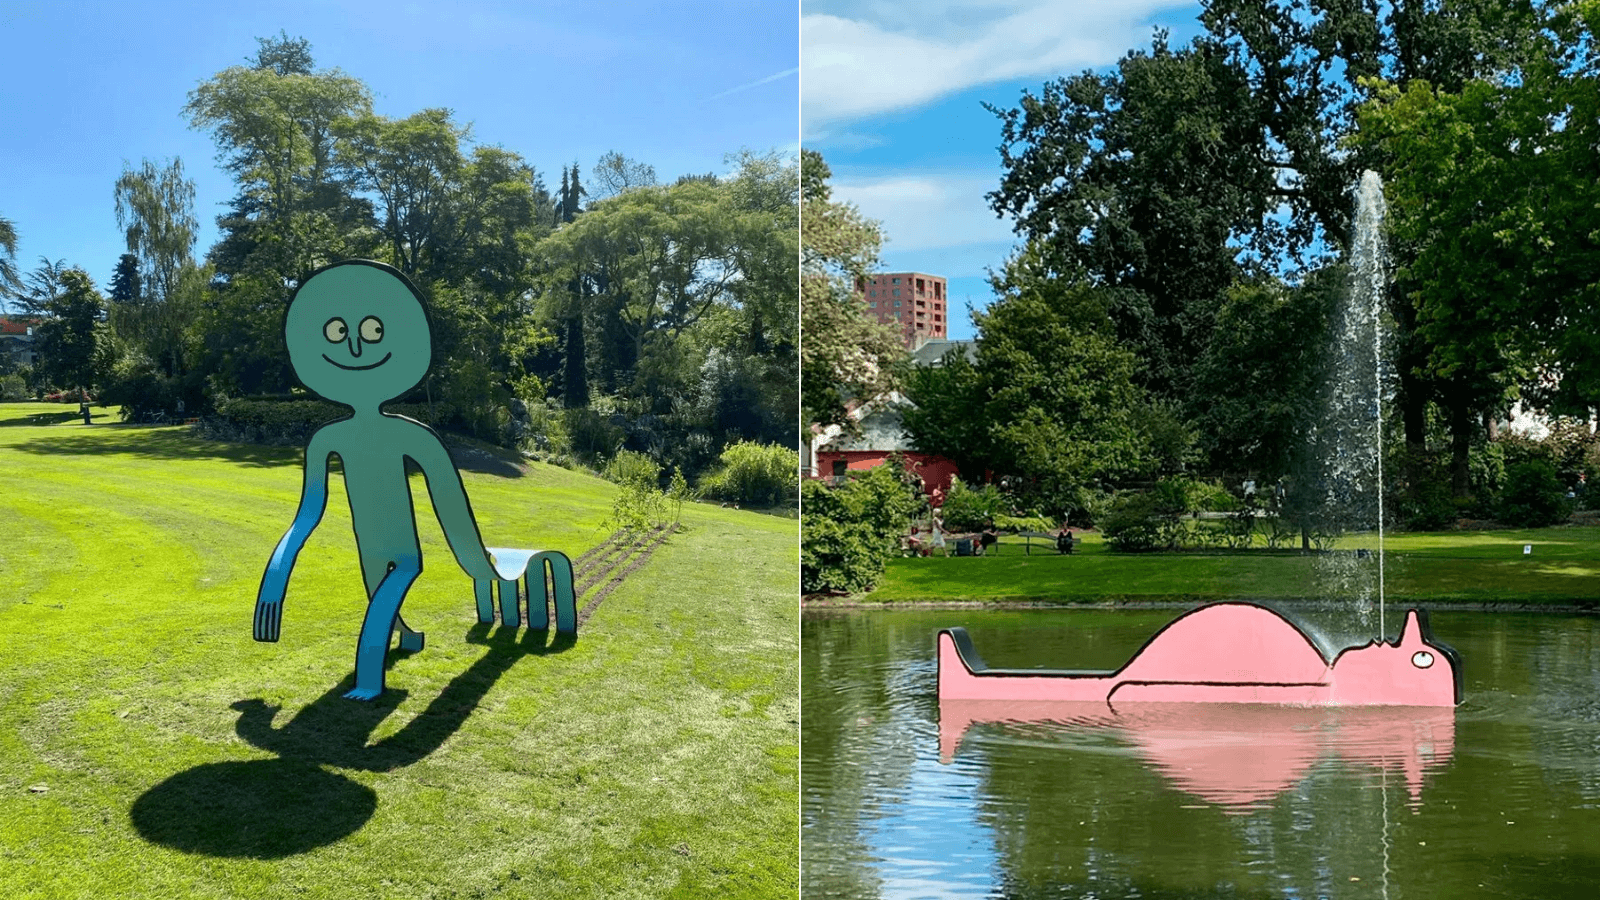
[0,374,26,401]
[1498,459,1571,527]
[994,513,1053,533]
[1100,492,1172,552]
[801,480,888,595]
[603,449,662,489]
[698,441,798,508]
[197,398,344,445]
[565,405,625,464]
[939,477,1006,532]
[801,465,921,594]
[1398,479,1457,531]
[609,480,669,533]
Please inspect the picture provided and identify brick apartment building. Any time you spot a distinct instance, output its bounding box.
[857,272,946,349]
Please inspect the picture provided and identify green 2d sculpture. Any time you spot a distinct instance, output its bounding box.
[253,259,576,700]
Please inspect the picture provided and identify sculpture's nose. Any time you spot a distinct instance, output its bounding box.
[347,334,363,358]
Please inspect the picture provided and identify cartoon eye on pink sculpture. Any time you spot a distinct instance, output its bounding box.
[937,602,1462,708]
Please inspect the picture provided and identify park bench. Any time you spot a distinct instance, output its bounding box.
[1010,531,1075,555]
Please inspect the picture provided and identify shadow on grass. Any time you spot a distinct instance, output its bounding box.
[0,409,85,427]
[130,623,575,858]
[11,428,296,468]
[10,424,528,478]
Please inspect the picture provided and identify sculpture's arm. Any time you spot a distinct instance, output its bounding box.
[254,429,334,642]
[407,432,498,583]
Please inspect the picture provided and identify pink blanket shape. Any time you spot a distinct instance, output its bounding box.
[937,602,1461,707]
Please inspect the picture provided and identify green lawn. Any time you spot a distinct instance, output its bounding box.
[0,402,797,899]
[854,524,1600,606]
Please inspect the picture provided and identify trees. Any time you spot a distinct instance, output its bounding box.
[0,215,20,309]
[799,149,902,431]
[113,157,200,379]
[589,151,657,200]
[14,257,69,317]
[904,248,1150,517]
[534,156,797,454]
[337,108,469,277]
[986,35,1275,406]
[1191,270,1337,479]
[184,33,375,283]
[32,268,103,394]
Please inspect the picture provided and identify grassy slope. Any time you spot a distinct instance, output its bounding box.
[856,526,1600,605]
[0,403,797,899]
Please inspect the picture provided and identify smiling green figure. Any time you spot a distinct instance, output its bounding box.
[254,259,499,700]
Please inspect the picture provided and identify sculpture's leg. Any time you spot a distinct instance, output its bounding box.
[475,579,495,624]
[395,614,425,652]
[499,578,521,627]
[526,560,550,630]
[346,558,420,701]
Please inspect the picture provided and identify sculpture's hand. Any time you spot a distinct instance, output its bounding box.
[473,577,496,625]
[254,584,284,642]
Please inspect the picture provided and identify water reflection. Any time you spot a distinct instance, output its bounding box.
[803,609,1600,899]
[940,700,1454,810]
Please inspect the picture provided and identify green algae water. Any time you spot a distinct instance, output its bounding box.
[802,608,1600,898]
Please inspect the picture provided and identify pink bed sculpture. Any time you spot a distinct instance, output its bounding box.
[937,602,1462,707]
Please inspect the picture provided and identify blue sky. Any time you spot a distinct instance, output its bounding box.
[0,0,798,304]
[802,0,1207,340]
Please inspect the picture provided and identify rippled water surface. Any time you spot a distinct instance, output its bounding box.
[802,608,1600,898]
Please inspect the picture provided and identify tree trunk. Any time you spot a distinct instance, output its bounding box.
[562,286,588,409]
[1398,367,1428,455]
[1450,393,1473,498]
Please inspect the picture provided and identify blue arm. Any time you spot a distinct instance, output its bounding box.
[254,433,332,642]
[406,429,497,583]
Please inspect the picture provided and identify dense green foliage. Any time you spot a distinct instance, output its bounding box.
[9,33,794,492]
[1498,459,1573,527]
[801,463,920,595]
[698,441,799,508]
[938,477,1006,532]
[799,150,902,431]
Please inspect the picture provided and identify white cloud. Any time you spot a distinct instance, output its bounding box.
[833,171,1017,254]
[802,1,1197,132]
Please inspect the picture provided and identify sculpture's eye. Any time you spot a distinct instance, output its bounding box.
[360,316,383,343]
[324,318,348,342]
[1412,651,1435,669]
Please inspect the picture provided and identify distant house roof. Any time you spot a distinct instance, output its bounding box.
[813,391,918,455]
[0,317,39,336]
[909,338,976,367]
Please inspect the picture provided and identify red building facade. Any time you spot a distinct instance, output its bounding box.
[813,449,961,507]
[857,272,947,348]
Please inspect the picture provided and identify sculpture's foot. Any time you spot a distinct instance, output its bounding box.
[343,685,383,701]
[396,615,425,652]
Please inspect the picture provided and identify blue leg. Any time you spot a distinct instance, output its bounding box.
[499,579,521,627]
[346,557,420,701]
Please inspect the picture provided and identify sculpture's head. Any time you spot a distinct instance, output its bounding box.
[1330,609,1462,706]
[285,260,431,409]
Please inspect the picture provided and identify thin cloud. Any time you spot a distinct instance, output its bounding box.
[833,171,1017,252]
[709,66,799,101]
[802,0,1194,132]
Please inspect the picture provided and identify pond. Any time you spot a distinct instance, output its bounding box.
[802,607,1600,899]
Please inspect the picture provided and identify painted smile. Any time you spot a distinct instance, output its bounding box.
[322,352,392,371]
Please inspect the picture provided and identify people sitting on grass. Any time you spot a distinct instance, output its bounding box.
[1057,522,1076,554]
